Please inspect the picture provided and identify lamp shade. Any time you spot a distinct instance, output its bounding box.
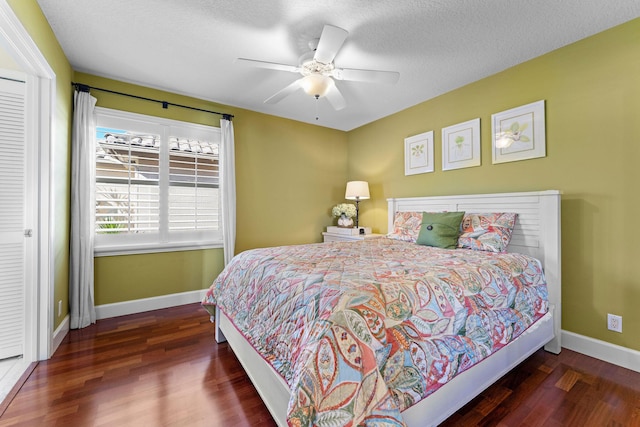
[345,181,370,200]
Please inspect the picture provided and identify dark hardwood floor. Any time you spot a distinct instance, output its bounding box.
[0,303,638,426]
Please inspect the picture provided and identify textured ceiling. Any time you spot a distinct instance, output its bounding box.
[37,0,639,131]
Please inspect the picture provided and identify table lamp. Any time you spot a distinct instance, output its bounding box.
[345,181,370,228]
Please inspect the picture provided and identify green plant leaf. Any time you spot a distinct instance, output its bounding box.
[510,122,520,133]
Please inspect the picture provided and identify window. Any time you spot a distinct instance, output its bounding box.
[94,108,222,255]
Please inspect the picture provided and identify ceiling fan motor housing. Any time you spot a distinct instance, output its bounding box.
[300,58,335,77]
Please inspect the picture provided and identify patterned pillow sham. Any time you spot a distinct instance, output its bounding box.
[387,211,423,242]
[457,212,518,253]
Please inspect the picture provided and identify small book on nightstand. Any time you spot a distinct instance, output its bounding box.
[326,226,372,235]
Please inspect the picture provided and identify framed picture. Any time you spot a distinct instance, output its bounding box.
[492,100,546,164]
[441,118,480,171]
[404,130,434,175]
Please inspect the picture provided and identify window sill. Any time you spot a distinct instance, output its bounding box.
[94,241,223,257]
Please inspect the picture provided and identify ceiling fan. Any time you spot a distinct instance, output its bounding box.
[237,24,400,111]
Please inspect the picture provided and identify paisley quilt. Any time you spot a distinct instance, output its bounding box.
[202,238,548,426]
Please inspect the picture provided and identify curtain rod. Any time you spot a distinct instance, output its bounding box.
[71,82,234,121]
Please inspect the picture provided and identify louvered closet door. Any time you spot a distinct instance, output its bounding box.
[0,76,26,360]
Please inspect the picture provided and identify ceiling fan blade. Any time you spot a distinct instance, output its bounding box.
[333,67,400,84]
[324,82,346,111]
[236,58,299,73]
[264,78,303,104]
[314,25,348,64]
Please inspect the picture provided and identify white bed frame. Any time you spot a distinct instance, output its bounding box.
[216,190,561,427]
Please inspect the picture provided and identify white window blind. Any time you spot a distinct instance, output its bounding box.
[168,137,219,232]
[96,131,160,234]
[94,108,222,256]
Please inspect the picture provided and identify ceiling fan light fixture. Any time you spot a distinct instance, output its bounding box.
[301,74,332,97]
[243,24,396,112]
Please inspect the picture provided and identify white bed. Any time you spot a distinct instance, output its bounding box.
[214,190,561,426]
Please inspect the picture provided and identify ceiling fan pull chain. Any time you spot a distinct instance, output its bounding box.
[315,94,320,121]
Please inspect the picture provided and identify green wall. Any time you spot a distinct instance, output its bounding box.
[94,250,224,305]
[7,0,73,331]
[234,113,348,253]
[347,19,640,351]
[73,73,348,305]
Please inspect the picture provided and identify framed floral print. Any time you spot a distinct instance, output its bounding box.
[492,100,546,164]
[441,118,481,171]
[404,130,434,175]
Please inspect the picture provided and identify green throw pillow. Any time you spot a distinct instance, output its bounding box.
[416,211,465,249]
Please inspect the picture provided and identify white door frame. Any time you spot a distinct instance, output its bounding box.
[0,1,55,361]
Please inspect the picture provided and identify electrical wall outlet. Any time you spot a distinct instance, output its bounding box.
[58,300,62,317]
[607,313,622,333]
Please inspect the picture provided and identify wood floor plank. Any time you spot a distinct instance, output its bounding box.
[0,303,638,426]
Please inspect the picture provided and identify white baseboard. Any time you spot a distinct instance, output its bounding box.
[561,330,640,373]
[51,314,69,356]
[95,289,208,320]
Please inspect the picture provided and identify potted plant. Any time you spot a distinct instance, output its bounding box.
[332,203,357,228]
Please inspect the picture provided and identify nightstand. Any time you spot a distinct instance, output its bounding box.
[322,232,384,243]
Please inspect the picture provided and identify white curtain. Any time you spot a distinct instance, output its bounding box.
[69,89,97,329]
[220,118,236,265]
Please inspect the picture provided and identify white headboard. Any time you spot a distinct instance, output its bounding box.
[387,190,562,353]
